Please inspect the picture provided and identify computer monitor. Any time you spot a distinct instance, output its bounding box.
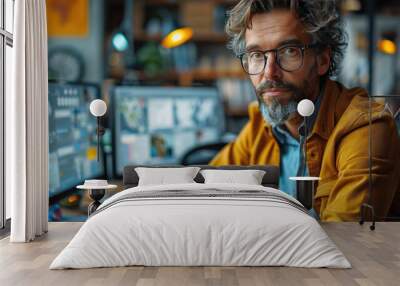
[112,86,225,176]
[48,83,105,197]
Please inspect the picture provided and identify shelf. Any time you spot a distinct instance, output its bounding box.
[225,109,249,117]
[143,0,237,5]
[109,69,246,85]
[134,32,228,44]
[188,70,246,80]
[142,0,179,6]
[177,70,246,85]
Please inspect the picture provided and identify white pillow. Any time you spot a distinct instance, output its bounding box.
[135,167,201,186]
[200,169,266,185]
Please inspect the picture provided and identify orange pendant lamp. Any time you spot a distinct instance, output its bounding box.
[161,27,193,49]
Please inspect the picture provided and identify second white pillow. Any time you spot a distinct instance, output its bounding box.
[200,169,266,185]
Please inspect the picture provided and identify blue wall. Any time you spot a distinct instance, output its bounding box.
[48,0,105,83]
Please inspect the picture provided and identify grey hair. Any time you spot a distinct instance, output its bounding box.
[226,0,347,77]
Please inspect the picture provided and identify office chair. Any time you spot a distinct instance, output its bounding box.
[179,142,228,165]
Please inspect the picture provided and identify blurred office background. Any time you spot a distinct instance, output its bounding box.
[39,0,400,221]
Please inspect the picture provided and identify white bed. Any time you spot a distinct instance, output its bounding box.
[50,183,351,269]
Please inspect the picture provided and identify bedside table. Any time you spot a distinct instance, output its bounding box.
[289,176,320,210]
[76,184,117,216]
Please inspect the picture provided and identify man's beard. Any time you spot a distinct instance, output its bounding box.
[255,80,305,127]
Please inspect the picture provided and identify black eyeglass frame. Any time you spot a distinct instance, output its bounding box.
[239,43,319,75]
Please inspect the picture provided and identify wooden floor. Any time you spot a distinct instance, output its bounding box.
[0,222,399,286]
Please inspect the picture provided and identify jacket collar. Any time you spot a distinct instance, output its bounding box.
[312,79,368,140]
[311,79,337,140]
[261,78,367,140]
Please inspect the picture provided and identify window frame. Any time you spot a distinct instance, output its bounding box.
[0,0,13,231]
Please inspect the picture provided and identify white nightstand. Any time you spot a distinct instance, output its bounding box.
[76,184,117,216]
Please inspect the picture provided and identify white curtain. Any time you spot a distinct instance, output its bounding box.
[7,0,49,242]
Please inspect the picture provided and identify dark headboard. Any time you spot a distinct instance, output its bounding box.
[123,165,280,189]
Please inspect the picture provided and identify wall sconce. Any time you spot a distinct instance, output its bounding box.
[297,99,315,166]
[289,99,317,211]
[89,99,107,162]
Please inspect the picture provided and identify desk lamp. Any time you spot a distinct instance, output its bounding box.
[89,99,107,161]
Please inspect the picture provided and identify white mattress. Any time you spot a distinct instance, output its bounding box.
[50,183,351,269]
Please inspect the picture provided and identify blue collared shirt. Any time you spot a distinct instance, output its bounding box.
[272,126,303,197]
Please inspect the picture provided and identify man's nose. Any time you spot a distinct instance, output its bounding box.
[262,53,282,81]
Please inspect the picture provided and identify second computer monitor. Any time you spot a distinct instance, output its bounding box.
[48,83,104,197]
[112,86,225,176]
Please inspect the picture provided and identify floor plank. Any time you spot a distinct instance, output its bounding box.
[0,222,399,286]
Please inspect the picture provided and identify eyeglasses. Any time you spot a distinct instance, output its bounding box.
[239,44,318,75]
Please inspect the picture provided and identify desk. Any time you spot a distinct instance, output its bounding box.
[0,222,399,285]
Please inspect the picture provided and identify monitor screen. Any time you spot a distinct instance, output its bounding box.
[112,86,225,176]
[48,83,104,197]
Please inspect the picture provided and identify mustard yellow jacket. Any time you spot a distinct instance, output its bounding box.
[210,80,400,221]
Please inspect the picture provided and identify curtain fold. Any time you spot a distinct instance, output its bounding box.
[8,0,48,242]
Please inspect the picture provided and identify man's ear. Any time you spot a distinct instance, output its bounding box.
[316,48,331,76]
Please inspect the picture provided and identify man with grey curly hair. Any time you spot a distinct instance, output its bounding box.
[210,0,400,221]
